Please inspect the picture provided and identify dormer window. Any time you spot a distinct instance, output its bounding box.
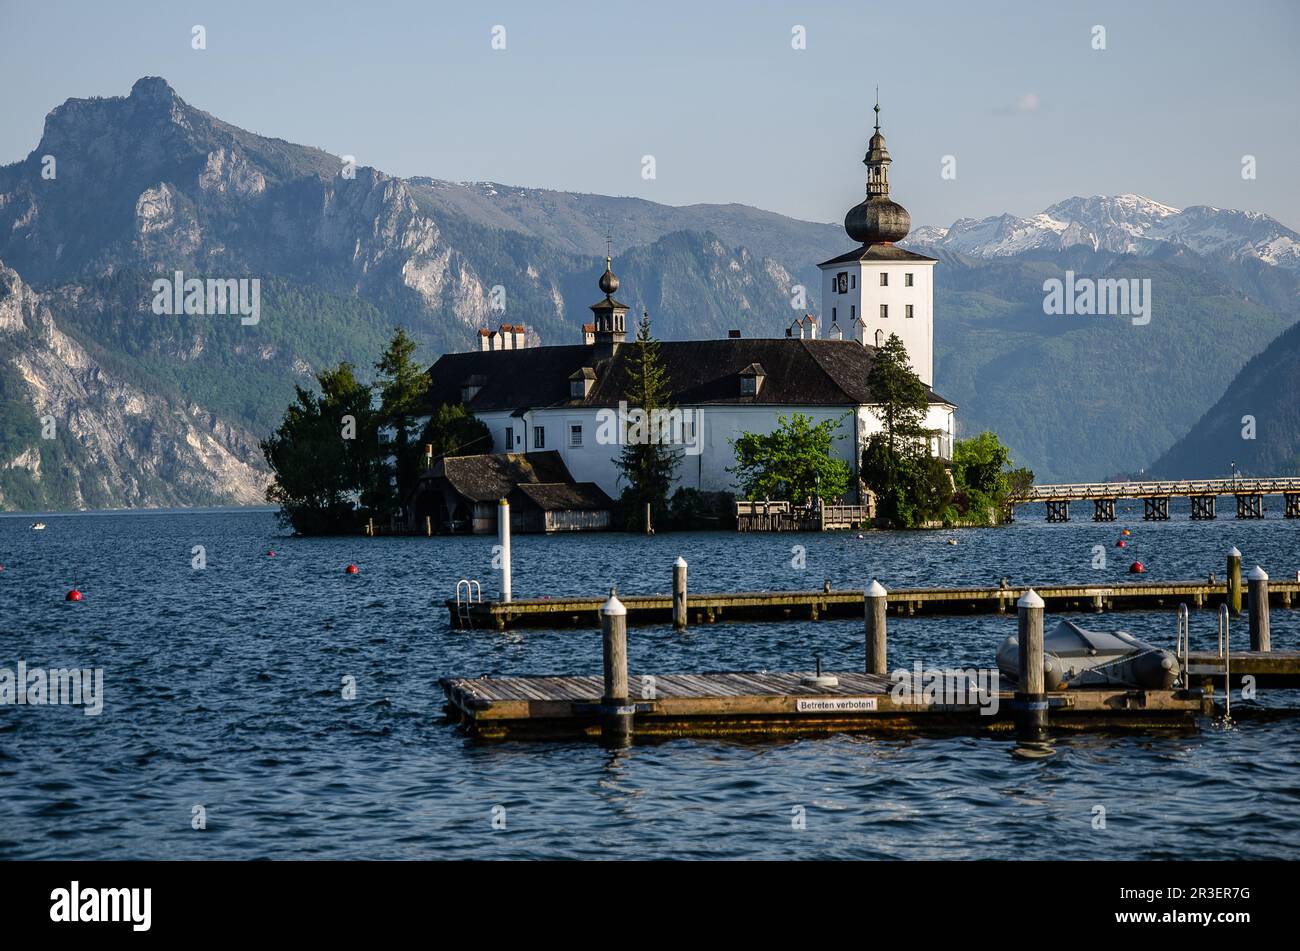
[460,374,487,403]
[569,367,596,399]
[739,362,766,397]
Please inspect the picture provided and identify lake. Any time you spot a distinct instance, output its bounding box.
[1,504,1297,859]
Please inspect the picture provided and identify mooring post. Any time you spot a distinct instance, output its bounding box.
[1227,546,1242,616]
[1248,565,1271,652]
[1016,589,1048,738]
[600,588,632,747]
[864,580,888,675]
[498,498,512,603]
[672,556,688,630]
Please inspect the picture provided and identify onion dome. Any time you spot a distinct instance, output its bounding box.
[843,98,911,245]
[598,255,619,295]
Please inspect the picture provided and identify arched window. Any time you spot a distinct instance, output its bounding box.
[874,329,885,348]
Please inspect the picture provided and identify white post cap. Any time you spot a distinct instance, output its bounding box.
[1018,589,1045,609]
[1248,565,1268,581]
[674,556,687,568]
[602,589,627,615]
[865,579,888,598]
[1229,546,1241,557]
[499,497,509,507]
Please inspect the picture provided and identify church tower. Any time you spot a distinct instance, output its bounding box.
[818,99,937,387]
[589,254,628,361]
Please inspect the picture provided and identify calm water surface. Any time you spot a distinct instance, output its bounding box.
[1,504,1297,859]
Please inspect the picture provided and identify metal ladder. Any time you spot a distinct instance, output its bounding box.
[1179,603,1232,719]
[455,579,482,629]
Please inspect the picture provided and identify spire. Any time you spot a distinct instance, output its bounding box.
[843,93,911,245]
[598,249,620,296]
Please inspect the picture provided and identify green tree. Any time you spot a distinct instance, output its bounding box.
[952,430,1034,524]
[261,362,378,534]
[419,403,492,460]
[867,333,930,455]
[614,315,680,529]
[729,413,851,503]
[374,326,431,516]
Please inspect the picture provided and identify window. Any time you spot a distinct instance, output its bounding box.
[905,305,914,319]
[741,376,757,396]
[831,306,837,321]
[505,426,513,450]
[880,304,889,319]
[534,426,545,449]
[850,274,856,289]
[569,424,582,448]
[850,305,856,320]
[905,273,914,287]
[875,329,885,347]
[880,272,889,286]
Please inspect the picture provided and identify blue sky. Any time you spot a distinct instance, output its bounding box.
[2,0,1297,229]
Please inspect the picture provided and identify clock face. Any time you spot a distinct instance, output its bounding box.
[837,273,848,294]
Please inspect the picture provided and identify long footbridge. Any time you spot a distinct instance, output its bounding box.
[1010,477,1300,522]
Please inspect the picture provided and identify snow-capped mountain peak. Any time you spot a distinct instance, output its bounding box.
[903,194,1300,269]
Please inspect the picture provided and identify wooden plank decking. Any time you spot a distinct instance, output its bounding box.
[447,580,1300,630]
[440,670,1211,740]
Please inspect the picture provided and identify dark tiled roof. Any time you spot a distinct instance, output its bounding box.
[424,338,954,411]
[430,451,574,502]
[516,482,614,511]
[818,242,937,267]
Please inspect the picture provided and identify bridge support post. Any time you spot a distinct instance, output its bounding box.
[1189,495,1216,520]
[1143,496,1170,521]
[1235,493,1263,519]
[1092,498,1116,521]
[1247,567,1270,652]
[1045,500,1070,523]
[1286,493,1300,519]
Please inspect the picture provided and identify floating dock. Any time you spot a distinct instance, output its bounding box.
[447,579,1300,630]
[440,670,1211,741]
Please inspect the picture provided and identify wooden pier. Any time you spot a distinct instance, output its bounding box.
[734,500,872,532]
[446,579,1300,630]
[440,670,1211,740]
[1012,476,1300,522]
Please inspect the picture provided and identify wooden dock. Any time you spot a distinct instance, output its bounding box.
[446,579,1300,630]
[1186,650,1300,688]
[734,500,872,532]
[440,670,1212,740]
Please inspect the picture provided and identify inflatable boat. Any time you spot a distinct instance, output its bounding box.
[997,619,1180,690]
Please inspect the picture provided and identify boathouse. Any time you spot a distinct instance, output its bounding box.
[408,450,614,534]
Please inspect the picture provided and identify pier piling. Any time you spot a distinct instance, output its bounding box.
[498,498,512,603]
[1227,546,1242,616]
[672,557,688,630]
[1015,589,1048,739]
[865,579,888,675]
[600,588,632,747]
[1248,566,1271,652]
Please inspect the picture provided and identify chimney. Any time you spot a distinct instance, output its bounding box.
[806,314,817,340]
[423,443,434,467]
[728,329,741,339]
[479,329,491,351]
[499,324,513,350]
[829,321,843,341]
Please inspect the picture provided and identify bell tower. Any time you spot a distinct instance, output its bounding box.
[589,252,628,361]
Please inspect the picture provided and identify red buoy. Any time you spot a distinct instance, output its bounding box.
[66,588,83,601]
[345,563,358,574]
[1116,539,1127,548]
[266,550,276,558]
[1129,561,1146,574]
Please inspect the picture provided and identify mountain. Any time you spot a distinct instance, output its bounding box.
[1150,319,1300,478]
[905,194,1300,270]
[1,76,1298,507]
[0,263,266,509]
